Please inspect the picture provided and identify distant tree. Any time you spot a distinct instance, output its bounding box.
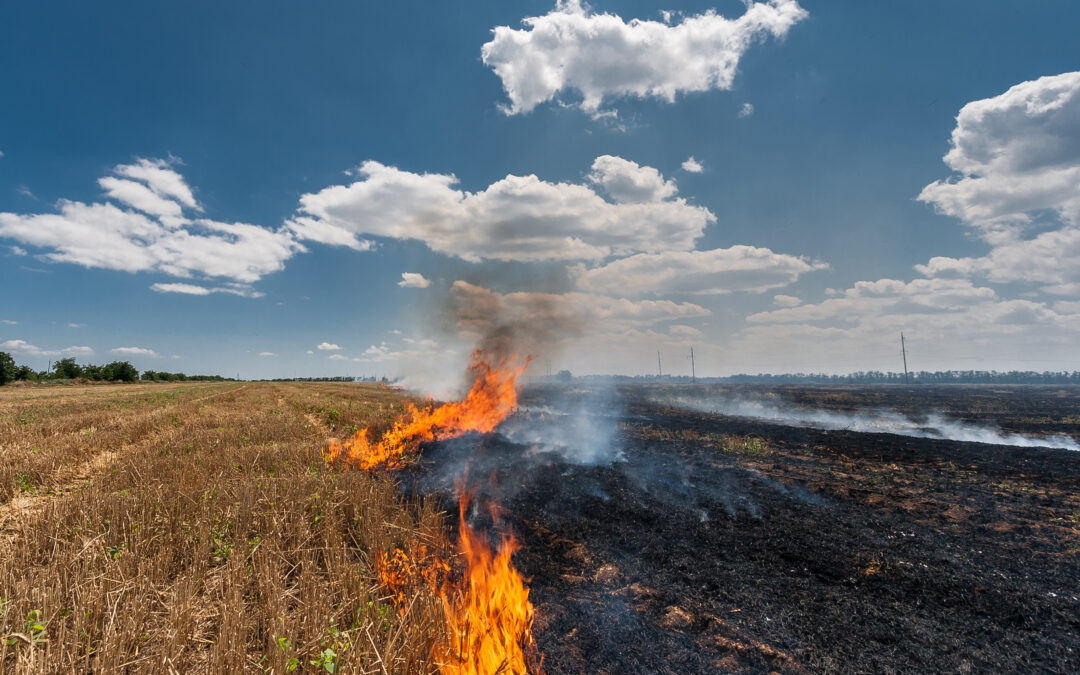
[14,364,34,381]
[82,364,104,380]
[556,369,573,382]
[102,361,139,382]
[0,351,15,385]
[54,357,82,379]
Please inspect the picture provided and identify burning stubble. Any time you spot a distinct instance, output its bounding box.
[324,350,543,674]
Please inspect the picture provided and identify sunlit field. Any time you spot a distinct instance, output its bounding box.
[0,382,452,673]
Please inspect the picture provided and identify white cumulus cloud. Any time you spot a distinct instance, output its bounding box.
[481,0,808,115]
[317,342,341,351]
[258,352,276,357]
[573,246,827,296]
[0,159,302,289]
[290,156,714,262]
[919,71,1080,234]
[398,272,431,288]
[587,155,677,203]
[681,157,704,173]
[917,72,1080,294]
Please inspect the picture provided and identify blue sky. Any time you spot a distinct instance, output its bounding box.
[2,1,1080,381]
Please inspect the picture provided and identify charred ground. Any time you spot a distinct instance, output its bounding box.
[412,384,1080,673]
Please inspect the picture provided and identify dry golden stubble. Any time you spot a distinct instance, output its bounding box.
[1,382,451,674]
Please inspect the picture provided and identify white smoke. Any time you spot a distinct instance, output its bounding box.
[502,384,624,465]
[658,394,1080,451]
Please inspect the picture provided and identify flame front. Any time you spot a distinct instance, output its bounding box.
[325,350,530,470]
[434,498,542,675]
[329,349,541,673]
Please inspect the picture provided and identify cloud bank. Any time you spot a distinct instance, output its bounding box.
[290,156,714,262]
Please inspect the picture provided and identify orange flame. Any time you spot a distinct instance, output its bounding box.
[325,351,530,470]
[376,545,451,611]
[330,349,540,672]
[434,496,542,675]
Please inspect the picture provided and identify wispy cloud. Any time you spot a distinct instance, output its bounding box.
[0,339,93,358]
[150,282,265,298]
[110,346,159,357]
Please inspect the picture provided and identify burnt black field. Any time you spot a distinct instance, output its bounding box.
[411,384,1080,674]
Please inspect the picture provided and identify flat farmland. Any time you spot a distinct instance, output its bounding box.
[4,381,1080,673]
[0,382,452,673]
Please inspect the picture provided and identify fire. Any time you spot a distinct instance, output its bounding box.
[325,350,530,470]
[331,349,541,673]
[375,544,450,611]
[434,497,542,675]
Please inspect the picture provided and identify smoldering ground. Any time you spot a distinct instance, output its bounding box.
[402,383,824,528]
[422,386,1080,674]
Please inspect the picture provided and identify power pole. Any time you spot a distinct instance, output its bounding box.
[657,351,663,378]
[900,332,909,384]
[688,346,696,381]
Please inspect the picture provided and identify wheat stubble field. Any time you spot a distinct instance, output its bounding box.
[0,382,452,673]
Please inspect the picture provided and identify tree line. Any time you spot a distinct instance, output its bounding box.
[0,353,231,385]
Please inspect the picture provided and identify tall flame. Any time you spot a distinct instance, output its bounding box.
[328,349,541,673]
[325,351,530,470]
[434,497,542,675]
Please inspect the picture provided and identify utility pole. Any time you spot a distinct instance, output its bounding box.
[657,351,663,378]
[900,332,909,385]
[688,346,696,381]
